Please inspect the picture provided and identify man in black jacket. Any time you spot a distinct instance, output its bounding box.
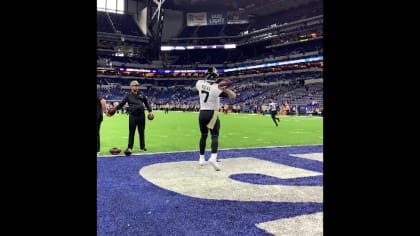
[114,80,154,155]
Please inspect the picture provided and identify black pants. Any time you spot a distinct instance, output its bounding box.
[128,112,146,149]
[199,110,220,155]
[271,111,280,126]
[97,117,103,153]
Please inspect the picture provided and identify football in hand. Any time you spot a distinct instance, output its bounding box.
[147,113,154,120]
[218,79,232,89]
[109,147,121,155]
[107,107,116,116]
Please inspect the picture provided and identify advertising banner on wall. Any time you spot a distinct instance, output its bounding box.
[207,12,226,25]
[227,11,249,24]
[186,12,208,26]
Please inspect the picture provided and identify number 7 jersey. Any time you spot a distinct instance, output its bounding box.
[196,80,223,110]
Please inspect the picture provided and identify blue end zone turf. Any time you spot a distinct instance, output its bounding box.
[97,145,323,235]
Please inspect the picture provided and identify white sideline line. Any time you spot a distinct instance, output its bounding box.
[97,144,323,157]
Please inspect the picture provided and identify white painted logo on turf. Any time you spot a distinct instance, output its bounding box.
[139,153,323,236]
[139,156,322,203]
[256,212,323,236]
[290,152,323,162]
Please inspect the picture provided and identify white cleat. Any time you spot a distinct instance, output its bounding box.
[199,157,206,166]
[208,158,221,171]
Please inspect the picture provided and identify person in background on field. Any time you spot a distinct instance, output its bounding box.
[269,100,280,127]
[97,92,110,155]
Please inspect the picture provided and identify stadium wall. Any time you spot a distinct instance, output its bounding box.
[125,0,148,35]
[161,10,184,42]
[126,0,146,15]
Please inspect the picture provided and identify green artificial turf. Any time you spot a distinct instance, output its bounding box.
[99,111,323,154]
